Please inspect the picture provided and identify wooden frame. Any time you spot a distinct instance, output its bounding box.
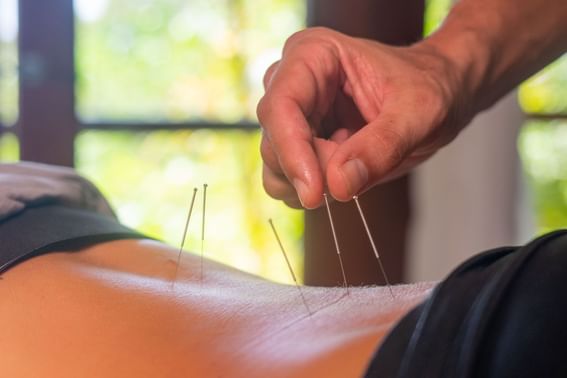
[304,0,425,285]
[17,0,76,166]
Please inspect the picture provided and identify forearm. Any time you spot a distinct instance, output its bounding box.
[424,0,567,118]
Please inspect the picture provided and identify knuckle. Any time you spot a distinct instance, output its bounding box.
[262,168,280,198]
[256,96,270,126]
[283,198,303,209]
[284,30,308,50]
[262,171,293,201]
[262,61,279,89]
[263,181,278,200]
[305,26,334,38]
[260,138,277,167]
[259,136,270,158]
[284,27,338,53]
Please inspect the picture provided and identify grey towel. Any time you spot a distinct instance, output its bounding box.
[0,161,115,222]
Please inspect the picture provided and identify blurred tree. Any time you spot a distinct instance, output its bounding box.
[75,0,305,122]
[519,58,567,115]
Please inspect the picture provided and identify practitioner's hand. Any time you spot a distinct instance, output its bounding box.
[257,27,468,209]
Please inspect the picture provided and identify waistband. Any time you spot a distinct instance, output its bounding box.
[0,205,147,274]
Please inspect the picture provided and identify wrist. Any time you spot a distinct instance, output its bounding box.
[419,2,501,121]
[407,34,480,133]
[425,37,490,120]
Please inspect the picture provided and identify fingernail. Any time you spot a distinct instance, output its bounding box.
[340,159,368,196]
[293,178,309,208]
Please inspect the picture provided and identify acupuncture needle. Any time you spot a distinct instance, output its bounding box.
[323,193,350,294]
[268,218,312,316]
[173,187,198,286]
[353,195,395,299]
[200,183,208,282]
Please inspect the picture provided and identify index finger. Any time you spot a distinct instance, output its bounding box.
[257,93,323,209]
[257,61,327,208]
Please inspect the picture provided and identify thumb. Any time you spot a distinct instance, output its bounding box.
[326,113,412,201]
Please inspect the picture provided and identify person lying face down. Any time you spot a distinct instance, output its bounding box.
[1,163,566,378]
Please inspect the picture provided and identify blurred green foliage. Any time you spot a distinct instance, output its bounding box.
[75,0,305,122]
[516,30,567,233]
[74,0,306,282]
[0,0,18,125]
[424,0,452,36]
[518,120,567,234]
[519,57,567,115]
[76,130,304,282]
[0,132,18,161]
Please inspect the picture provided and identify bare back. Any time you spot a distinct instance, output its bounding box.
[0,239,433,378]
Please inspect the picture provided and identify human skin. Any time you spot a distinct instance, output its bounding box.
[0,239,433,378]
[257,0,567,209]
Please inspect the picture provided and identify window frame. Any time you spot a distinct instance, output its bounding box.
[8,0,463,285]
[13,0,265,167]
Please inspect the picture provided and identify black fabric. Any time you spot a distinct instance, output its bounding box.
[0,204,147,274]
[365,230,567,378]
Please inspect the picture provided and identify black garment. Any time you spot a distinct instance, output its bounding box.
[366,230,567,378]
[0,205,146,274]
